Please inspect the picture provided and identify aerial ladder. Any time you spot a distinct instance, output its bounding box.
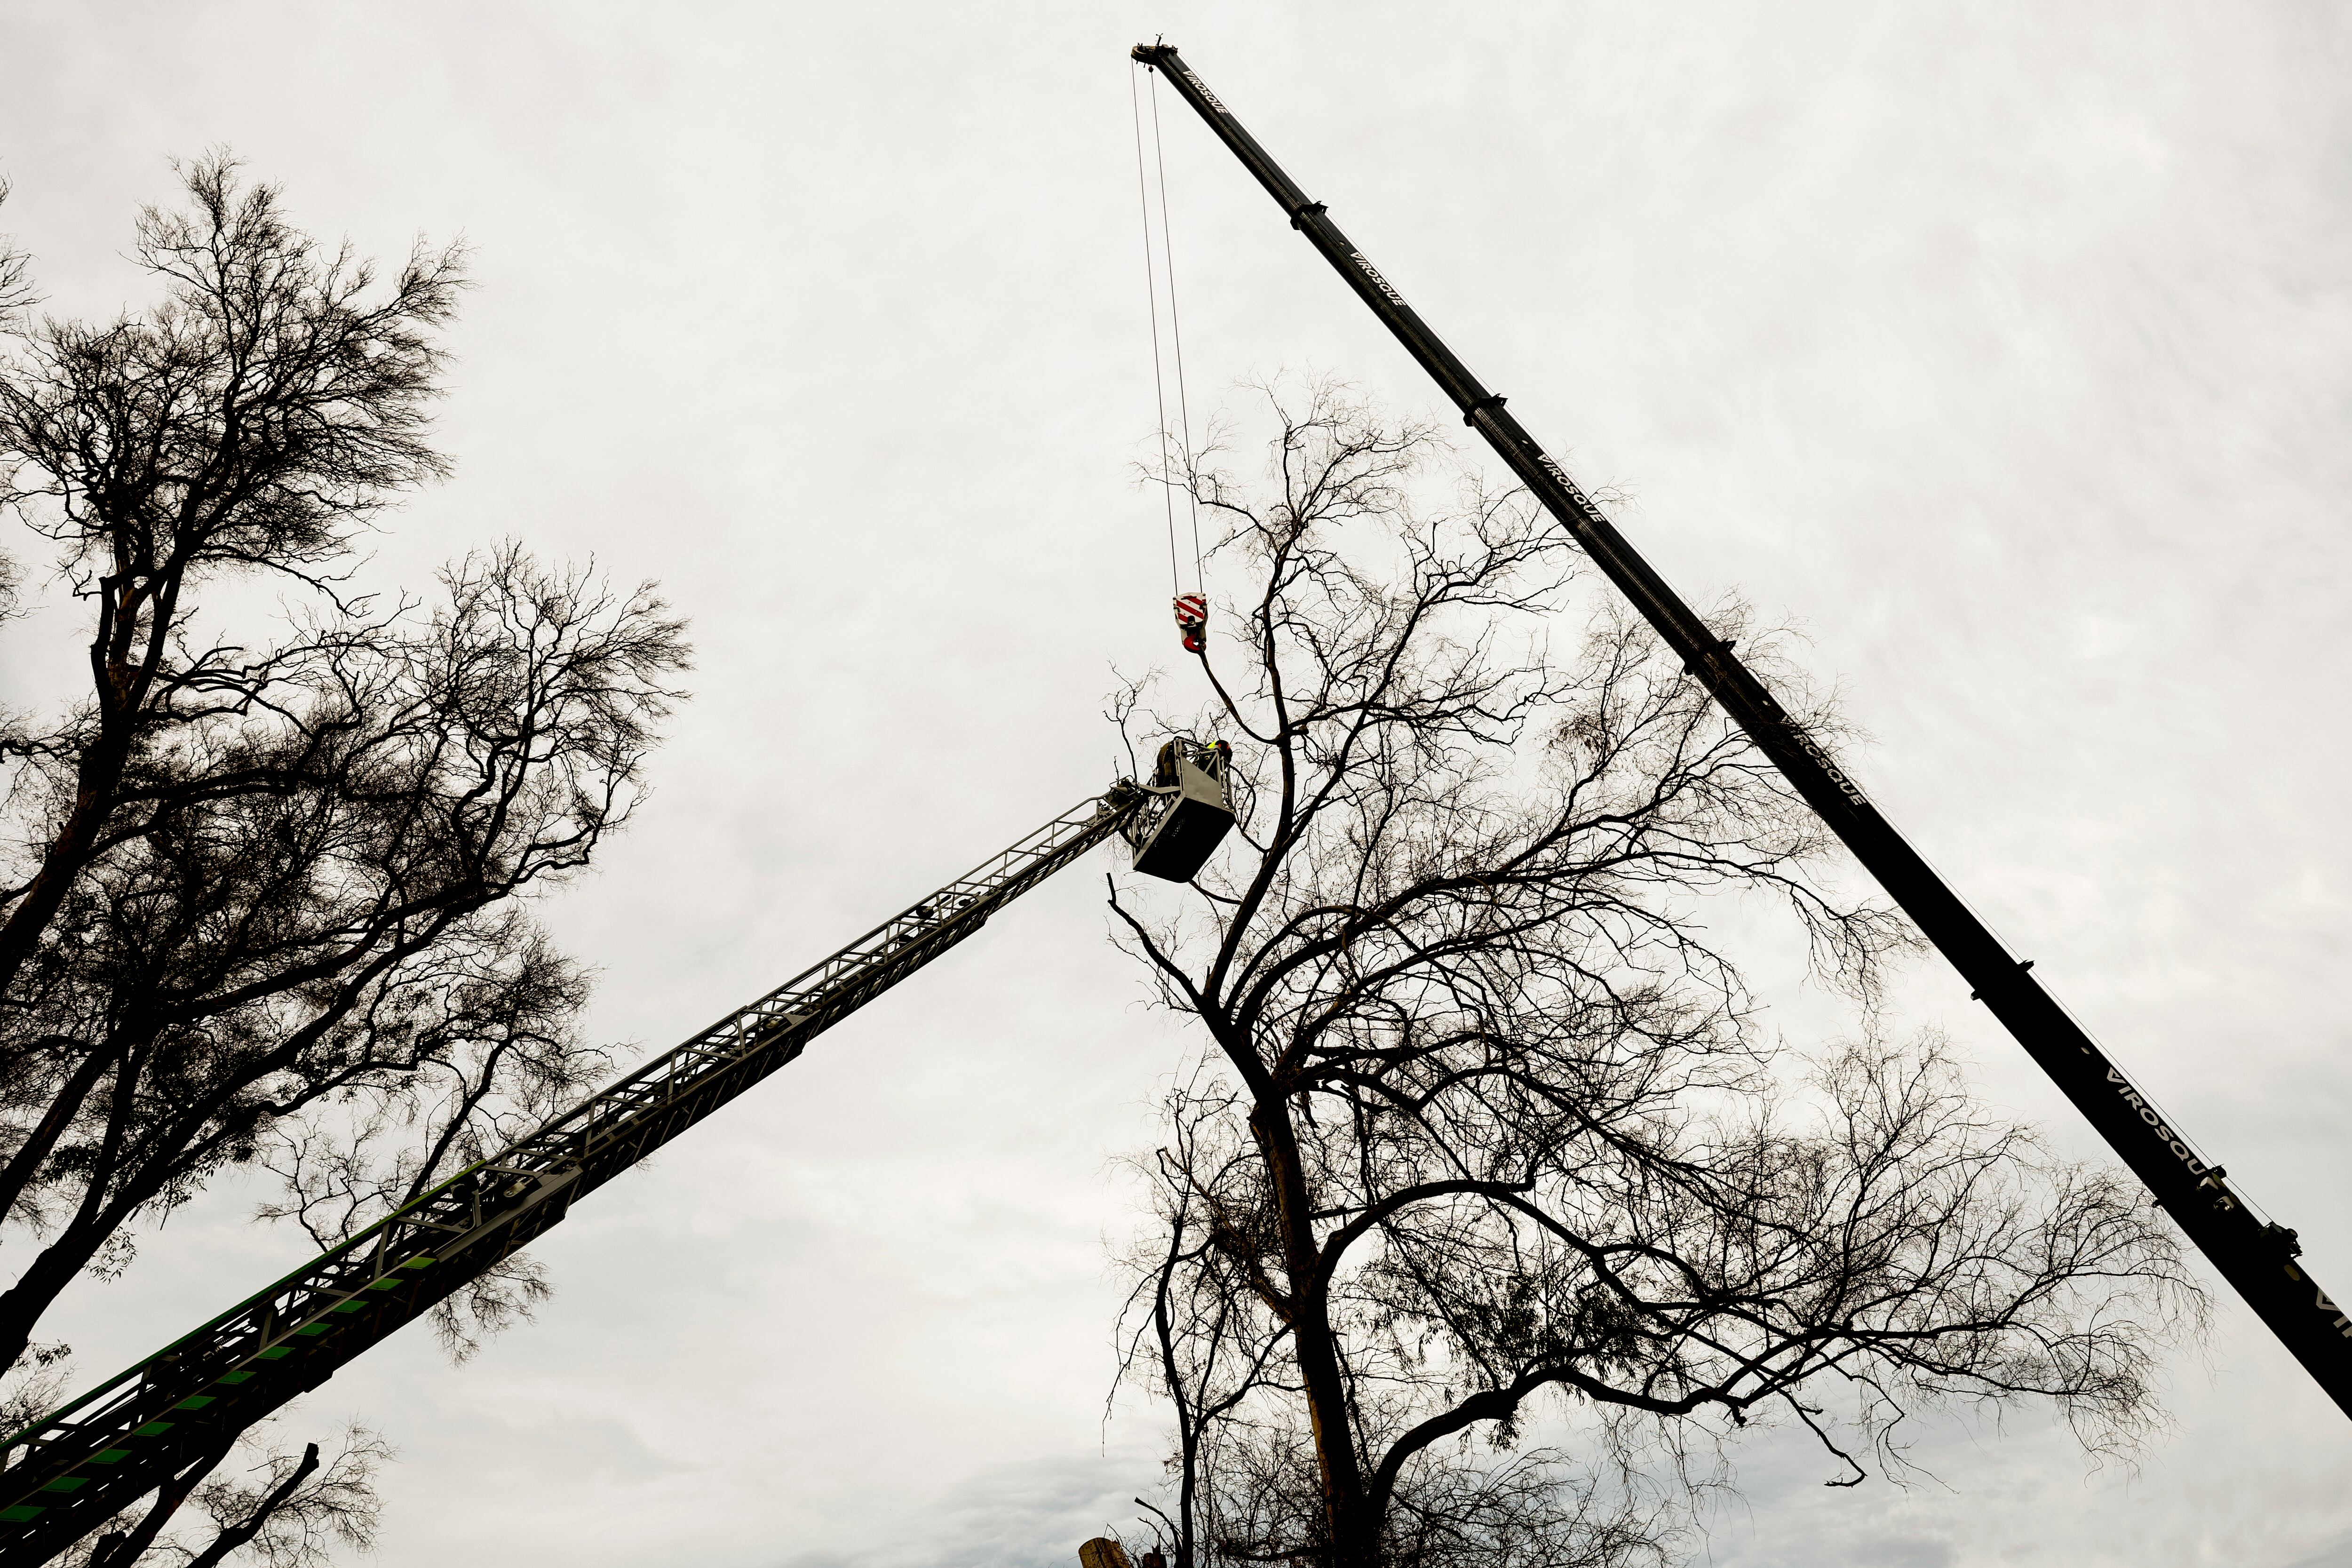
[0,744,1237,1562]
[1128,41,2352,1421]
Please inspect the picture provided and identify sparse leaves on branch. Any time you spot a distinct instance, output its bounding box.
[0,155,690,1558]
[68,1421,391,1568]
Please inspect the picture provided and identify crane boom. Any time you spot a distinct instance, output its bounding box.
[1130,41,2352,1420]
[0,784,1150,1560]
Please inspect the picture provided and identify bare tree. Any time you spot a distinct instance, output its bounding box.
[0,154,690,1549]
[65,1420,390,1568]
[1107,379,2193,1568]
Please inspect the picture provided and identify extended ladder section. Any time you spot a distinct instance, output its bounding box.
[0,780,1204,1560]
[1130,41,2352,1420]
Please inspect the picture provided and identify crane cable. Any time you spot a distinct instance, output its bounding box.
[1130,62,1205,614]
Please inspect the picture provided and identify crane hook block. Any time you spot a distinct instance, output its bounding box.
[1126,737,1236,882]
[1175,593,1208,654]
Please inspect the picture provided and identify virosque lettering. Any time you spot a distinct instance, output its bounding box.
[2106,1066,2236,1211]
[1351,253,1409,310]
[1534,455,1611,528]
[2283,1263,2352,1337]
[1181,70,1227,113]
[1786,725,1869,808]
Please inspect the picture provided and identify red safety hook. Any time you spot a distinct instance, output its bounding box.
[1173,593,1208,654]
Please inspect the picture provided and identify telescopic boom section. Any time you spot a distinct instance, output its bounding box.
[1130,41,2352,1420]
[0,786,1150,1561]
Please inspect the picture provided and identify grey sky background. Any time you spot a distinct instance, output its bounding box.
[3,3,2350,1565]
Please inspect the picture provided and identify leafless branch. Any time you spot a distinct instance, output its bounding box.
[1106,378,2191,1568]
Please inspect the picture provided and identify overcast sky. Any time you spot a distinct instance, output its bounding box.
[4,4,2351,1566]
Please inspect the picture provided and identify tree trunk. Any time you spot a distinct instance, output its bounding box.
[0,1236,109,1379]
[86,1441,229,1568]
[0,1191,145,1379]
[0,1043,116,1227]
[1249,1096,1378,1567]
[185,1441,319,1568]
[0,732,131,998]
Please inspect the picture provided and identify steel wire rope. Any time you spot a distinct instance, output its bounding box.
[1130,62,1185,600]
[1148,68,1207,593]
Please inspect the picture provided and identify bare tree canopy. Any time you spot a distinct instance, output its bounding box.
[0,157,690,1559]
[1108,380,2194,1568]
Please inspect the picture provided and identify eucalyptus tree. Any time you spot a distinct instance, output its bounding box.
[0,158,688,1560]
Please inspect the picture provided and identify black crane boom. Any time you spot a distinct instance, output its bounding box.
[0,785,1152,1561]
[1130,40,2352,1420]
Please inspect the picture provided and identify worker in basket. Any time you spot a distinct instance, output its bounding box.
[1153,738,1232,788]
[1174,592,1208,653]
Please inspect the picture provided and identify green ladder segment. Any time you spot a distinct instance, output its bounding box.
[0,789,1137,1564]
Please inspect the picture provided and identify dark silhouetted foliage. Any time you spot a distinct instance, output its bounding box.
[0,157,688,1561]
[1110,380,2191,1568]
